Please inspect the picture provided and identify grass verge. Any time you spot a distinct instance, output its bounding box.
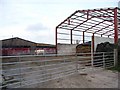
[108,66,120,72]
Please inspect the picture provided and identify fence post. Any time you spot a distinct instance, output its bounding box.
[114,49,118,67]
[103,52,105,68]
[75,53,79,73]
[18,55,22,87]
[0,57,2,89]
[64,54,66,63]
[91,52,94,67]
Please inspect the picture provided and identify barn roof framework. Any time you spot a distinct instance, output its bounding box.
[55,7,120,53]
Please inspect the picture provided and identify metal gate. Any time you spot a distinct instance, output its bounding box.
[1,52,115,88]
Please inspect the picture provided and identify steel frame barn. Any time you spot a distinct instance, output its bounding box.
[55,7,120,54]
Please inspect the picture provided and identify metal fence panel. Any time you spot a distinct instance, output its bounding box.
[1,52,114,88]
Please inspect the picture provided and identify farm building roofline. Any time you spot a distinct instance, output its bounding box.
[1,37,55,47]
[1,37,37,44]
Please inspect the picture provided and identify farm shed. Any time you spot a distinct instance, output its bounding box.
[2,37,36,55]
[1,37,56,56]
[55,7,120,54]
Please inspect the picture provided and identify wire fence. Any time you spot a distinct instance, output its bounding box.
[1,52,114,88]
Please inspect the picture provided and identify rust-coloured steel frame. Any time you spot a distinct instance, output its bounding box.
[55,7,119,54]
[114,8,118,44]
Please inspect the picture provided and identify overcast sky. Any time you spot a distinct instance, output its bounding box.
[0,0,119,44]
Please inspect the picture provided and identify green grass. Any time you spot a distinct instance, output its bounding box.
[108,65,120,72]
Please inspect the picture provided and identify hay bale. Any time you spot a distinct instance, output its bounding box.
[76,41,91,53]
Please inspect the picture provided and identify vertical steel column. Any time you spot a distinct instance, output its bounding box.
[114,8,118,44]
[83,31,85,43]
[91,33,95,67]
[87,10,89,19]
[92,33,94,52]
[71,30,72,44]
[55,27,58,54]
[114,8,118,66]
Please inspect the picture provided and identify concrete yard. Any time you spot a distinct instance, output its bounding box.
[27,67,118,88]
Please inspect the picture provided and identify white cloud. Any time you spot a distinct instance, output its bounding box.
[26,23,49,31]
